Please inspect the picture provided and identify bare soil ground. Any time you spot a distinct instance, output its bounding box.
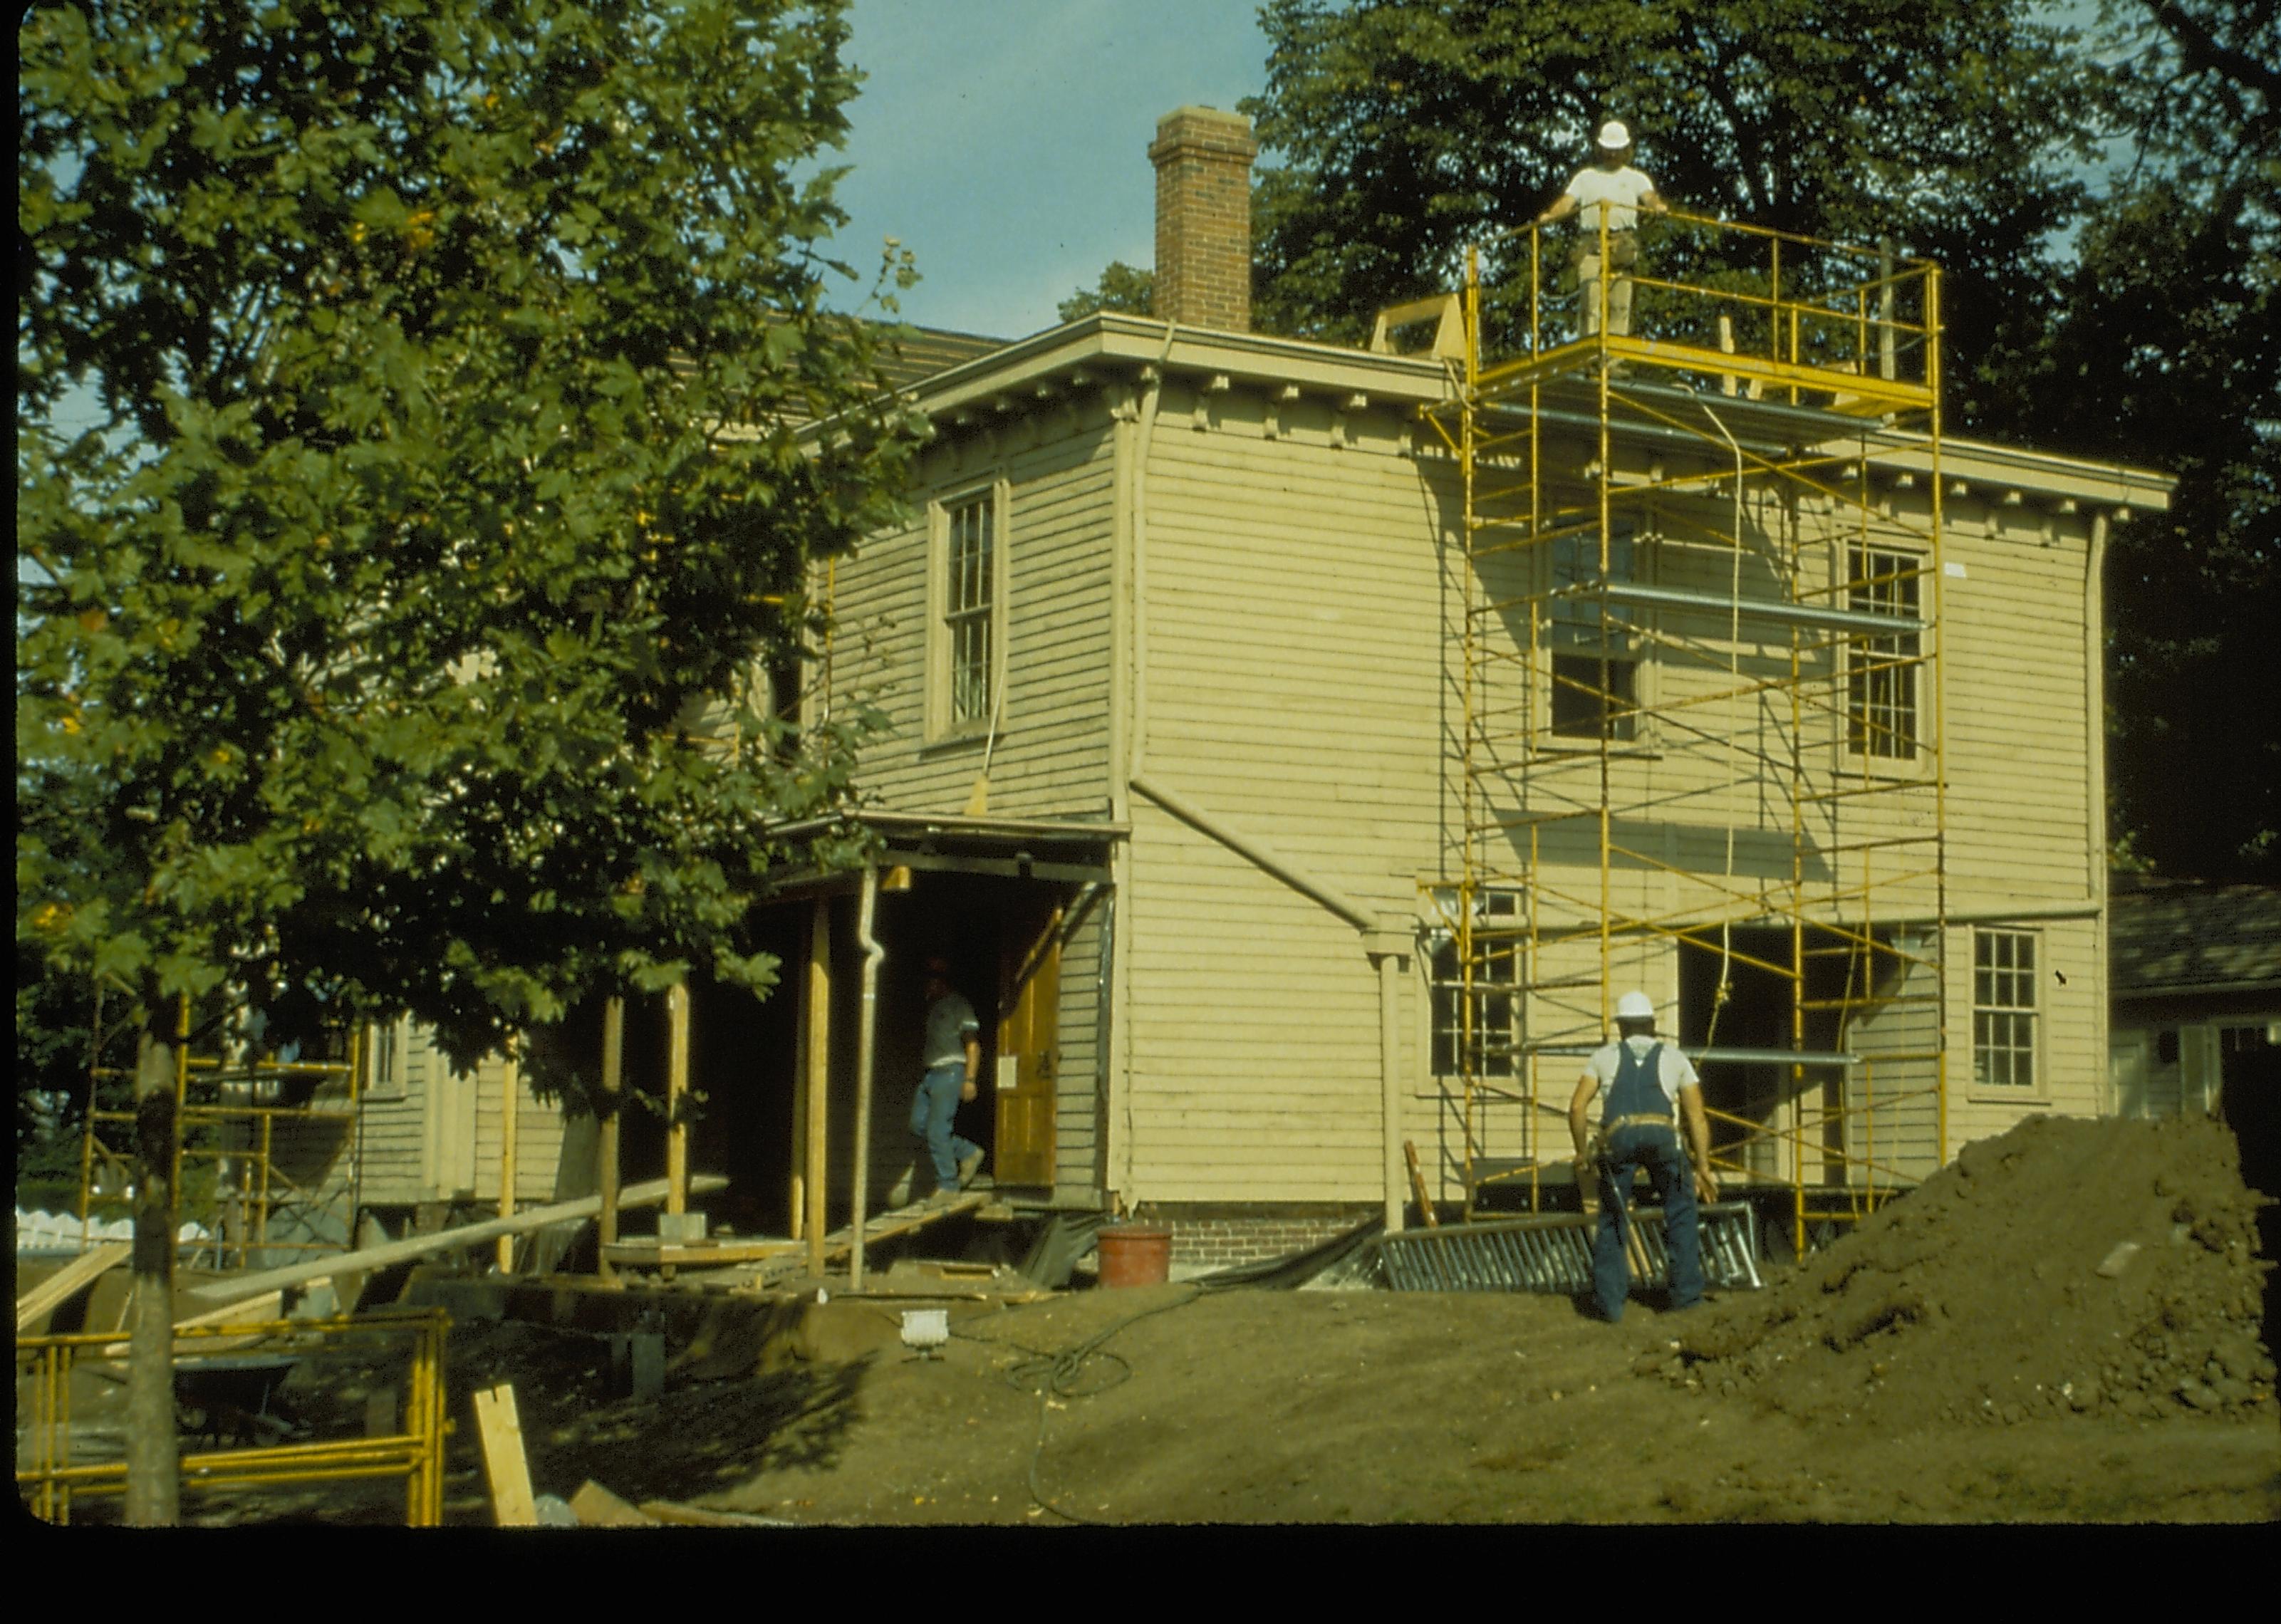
[460,1113,2277,1525]
[26,1115,2280,1524]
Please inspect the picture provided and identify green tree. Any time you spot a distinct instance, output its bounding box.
[1242,0,2095,431]
[1058,260,1155,322]
[18,0,915,1521]
[2031,0,2278,880]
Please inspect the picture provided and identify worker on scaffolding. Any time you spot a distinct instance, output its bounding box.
[1531,120,1667,340]
[1569,990,1719,1321]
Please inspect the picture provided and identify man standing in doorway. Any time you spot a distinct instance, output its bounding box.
[1532,120,1667,339]
[911,957,986,1203]
[1569,989,1720,1321]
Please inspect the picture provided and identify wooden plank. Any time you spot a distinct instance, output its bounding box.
[472,1383,539,1528]
[601,1192,990,1271]
[570,1480,659,1527]
[188,1173,726,1305]
[601,1239,802,1267]
[14,1242,133,1332]
[637,1500,794,1528]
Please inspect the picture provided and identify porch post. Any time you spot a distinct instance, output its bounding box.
[596,996,623,1280]
[804,896,833,1275]
[666,982,691,1219]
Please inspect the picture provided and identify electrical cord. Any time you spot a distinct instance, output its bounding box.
[952,1283,1213,1525]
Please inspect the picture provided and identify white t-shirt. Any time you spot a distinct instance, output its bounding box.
[1564,165,1658,232]
[1578,1035,1700,1113]
[923,992,980,1070]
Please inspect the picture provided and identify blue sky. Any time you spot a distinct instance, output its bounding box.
[826,0,1274,340]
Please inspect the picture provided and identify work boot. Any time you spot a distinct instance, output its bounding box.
[884,1165,915,1209]
[957,1148,987,1188]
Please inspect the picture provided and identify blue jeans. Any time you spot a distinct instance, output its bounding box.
[1590,1124,1705,1321]
[910,1063,980,1192]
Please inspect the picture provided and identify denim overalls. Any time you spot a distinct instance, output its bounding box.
[1591,1040,1706,1321]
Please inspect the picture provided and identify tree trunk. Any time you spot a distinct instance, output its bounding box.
[125,1011,181,1526]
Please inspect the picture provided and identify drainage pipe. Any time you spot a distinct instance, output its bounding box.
[849,865,884,1290]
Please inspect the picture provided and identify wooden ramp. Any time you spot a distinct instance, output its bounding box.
[601,1192,988,1275]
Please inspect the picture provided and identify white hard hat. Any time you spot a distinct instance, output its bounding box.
[1616,990,1656,1020]
[1597,120,1631,150]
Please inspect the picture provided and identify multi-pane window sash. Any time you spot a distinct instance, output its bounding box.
[1973,929,2036,1088]
[1847,547,1921,759]
[1549,531,1638,741]
[945,496,993,725]
[1431,890,1523,1078]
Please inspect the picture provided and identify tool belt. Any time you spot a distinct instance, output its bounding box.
[1569,229,1640,274]
[1603,1113,1677,1134]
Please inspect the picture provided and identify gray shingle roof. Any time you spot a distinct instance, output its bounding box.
[2109,874,2281,997]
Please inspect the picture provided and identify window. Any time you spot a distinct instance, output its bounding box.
[363,1019,407,1100]
[944,491,996,727]
[1430,888,1523,1078]
[1551,653,1638,740]
[1847,546,1921,760]
[2220,1024,2279,1054]
[1548,530,1638,741]
[1973,930,2037,1089]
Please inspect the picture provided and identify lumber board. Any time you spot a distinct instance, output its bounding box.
[599,1192,989,1272]
[14,1242,132,1332]
[571,1479,658,1527]
[637,1500,796,1528]
[189,1174,726,1304]
[473,1383,539,1528]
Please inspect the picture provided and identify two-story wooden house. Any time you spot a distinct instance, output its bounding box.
[330,107,2173,1274]
[757,106,2172,1266]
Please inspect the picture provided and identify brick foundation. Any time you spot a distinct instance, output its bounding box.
[1133,1204,1376,1271]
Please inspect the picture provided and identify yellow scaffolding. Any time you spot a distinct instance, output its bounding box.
[18,1308,450,1526]
[78,986,367,1270]
[1420,209,1950,1254]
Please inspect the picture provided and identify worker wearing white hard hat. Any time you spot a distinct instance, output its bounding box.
[1530,120,1668,340]
[1568,989,1720,1322]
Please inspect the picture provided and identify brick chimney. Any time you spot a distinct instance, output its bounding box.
[1149,105,1257,333]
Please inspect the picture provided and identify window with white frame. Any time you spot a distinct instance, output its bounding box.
[1549,529,1638,741]
[1846,546,1921,760]
[1430,888,1524,1078]
[941,490,998,729]
[1973,929,2037,1089]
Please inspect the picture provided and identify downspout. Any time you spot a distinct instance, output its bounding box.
[1130,321,1176,786]
[2087,512,2111,1115]
[1374,928,1408,1233]
[1112,322,1177,1205]
[849,864,883,1289]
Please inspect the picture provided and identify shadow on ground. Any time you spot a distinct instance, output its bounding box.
[440,1321,871,1512]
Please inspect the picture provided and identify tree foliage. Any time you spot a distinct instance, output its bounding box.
[2030,0,2279,880]
[1241,0,2092,430]
[1057,260,1155,323]
[1228,0,2274,880]
[16,0,922,1070]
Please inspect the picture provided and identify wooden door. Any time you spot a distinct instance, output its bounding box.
[995,912,1060,1189]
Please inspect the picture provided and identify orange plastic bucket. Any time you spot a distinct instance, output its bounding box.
[1096,1224,1173,1288]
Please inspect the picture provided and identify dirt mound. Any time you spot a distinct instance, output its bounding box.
[1653,1115,2275,1430]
